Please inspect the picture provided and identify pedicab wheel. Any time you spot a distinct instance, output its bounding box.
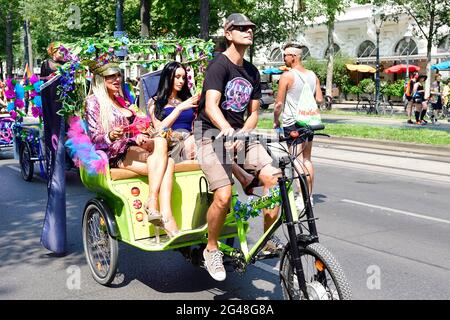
[280,242,352,300]
[19,142,34,181]
[83,203,118,286]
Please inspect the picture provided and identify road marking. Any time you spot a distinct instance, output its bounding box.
[254,261,279,276]
[342,199,450,225]
[7,165,21,173]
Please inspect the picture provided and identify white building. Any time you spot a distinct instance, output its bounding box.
[257,4,450,80]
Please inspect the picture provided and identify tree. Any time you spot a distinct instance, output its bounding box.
[304,0,351,96]
[140,0,151,37]
[392,0,450,97]
[200,0,209,40]
[0,0,21,77]
[357,0,450,97]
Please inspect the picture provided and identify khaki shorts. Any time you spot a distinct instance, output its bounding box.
[197,138,274,191]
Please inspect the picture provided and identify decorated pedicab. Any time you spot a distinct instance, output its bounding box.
[0,115,14,153]
[41,36,351,300]
[2,75,49,181]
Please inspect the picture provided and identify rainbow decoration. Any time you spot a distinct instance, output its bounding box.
[65,116,108,175]
[123,82,136,104]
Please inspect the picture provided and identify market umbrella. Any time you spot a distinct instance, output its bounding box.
[262,67,283,75]
[431,60,450,71]
[384,64,420,74]
[346,64,376,73]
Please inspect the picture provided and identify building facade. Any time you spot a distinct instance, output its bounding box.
[256,4,450,80]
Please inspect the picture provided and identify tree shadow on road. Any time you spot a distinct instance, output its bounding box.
[105,244,283,300]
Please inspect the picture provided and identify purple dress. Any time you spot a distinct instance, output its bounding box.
[85,95,136,167]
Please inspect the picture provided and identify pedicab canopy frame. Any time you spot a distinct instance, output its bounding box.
[39,36,216,254]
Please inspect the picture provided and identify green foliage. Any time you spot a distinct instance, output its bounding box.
[382,79,405,97]
[358,78,375,94]
[304,53,354,94]
[304,58,327,83]
[56,36,214,118]
[246,0,305,50]
[348,84,362,95]
[333,53,355,95]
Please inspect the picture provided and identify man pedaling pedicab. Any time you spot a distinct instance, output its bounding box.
[193,13,283,281]
[84,53,180,238]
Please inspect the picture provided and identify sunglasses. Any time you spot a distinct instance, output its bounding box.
[231,25,255,32]
[283,53,296,58]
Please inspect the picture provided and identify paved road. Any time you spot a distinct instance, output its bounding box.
[0,141,449,300]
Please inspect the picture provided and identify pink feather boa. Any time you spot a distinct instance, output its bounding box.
[65,116,108,175]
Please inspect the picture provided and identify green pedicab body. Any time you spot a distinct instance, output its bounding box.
[80,161,249,252]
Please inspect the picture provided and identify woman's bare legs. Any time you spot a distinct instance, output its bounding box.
[232,163,258,193]
[182,134,197,160]
[118,138,174,225]
[144,137,169,214]
[290,141,314,195]
[158,157,179,234]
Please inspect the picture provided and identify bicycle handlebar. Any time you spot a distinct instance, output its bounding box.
[214,124,326,143]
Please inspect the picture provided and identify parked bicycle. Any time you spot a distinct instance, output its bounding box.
[355,97,376,114]
[319,86,333,110]
[377,96,394,116]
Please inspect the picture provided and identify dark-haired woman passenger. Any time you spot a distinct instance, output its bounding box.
[148,61,199,162]
[148,61,259,194]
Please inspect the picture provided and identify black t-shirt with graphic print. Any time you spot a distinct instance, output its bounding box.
[195,53,261,138]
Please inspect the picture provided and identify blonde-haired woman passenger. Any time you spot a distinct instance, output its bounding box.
[85,53,179,237]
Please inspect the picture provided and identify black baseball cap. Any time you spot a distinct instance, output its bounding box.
[224,13,256,31]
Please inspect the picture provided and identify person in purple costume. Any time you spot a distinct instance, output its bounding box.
[85,53,179,237]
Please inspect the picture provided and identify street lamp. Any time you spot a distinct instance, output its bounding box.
[372,8,384,112]
[404,25,413,81]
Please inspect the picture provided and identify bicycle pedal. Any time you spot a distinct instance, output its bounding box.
[255,251,281,260]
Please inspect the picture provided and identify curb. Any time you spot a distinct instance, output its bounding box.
[255,128,450,157]
[314,136,450,157]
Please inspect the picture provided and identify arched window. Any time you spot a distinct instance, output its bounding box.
[394,38,418,56]
[358,40,376,58]
[438,35,450,53]
[324,44,340,58]
[270,47,283,62]
[300,46,310,60]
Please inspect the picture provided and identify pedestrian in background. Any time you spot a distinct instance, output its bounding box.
[430,73,443,124]
[412,75,428,125]
[443,79,450,122]
[40,42,67,80]
[0,81,7,112]
[273,43,323,209]
[405,72,419,124]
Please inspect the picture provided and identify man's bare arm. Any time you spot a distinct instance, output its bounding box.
[241,99,259,132]
[273,72,293,128]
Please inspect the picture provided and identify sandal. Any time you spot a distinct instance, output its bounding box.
[161,216,180,238]
[244,177,260,196]
[144,199,162,223]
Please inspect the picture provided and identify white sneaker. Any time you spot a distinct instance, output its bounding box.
[203,249,226,281]
[310,196,314,207]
